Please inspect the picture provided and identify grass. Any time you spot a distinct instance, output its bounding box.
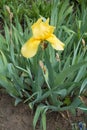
[0,0,87,130]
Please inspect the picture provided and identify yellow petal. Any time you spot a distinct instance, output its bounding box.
[46,34,65,50]
[31,18,55,40]
[21,37,41,58]
[31,18,42,29]
[45,18,49,24]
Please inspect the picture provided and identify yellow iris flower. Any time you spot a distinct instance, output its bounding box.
[21,18,65,58]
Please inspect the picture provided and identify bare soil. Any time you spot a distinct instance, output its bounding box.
[0,92,87,130]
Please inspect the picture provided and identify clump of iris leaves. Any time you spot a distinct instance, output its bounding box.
[0,0,87,130]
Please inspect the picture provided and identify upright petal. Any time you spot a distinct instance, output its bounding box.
[31,18,42,29]
[45,18,49,24]
[46,34,65,50]
[21,37,41,58]
[31,18,55,40]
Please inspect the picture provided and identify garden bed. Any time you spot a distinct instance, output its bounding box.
[0,92,87,130]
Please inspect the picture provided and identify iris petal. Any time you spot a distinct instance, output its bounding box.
[46,34,65,50]
[32,18,55,40]
[21,18,65,59]
[21,37,41,58]
[45,18,49,24]
[31,18,42,29]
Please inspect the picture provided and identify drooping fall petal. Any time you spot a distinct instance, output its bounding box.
[46,34,65,50]
[21,37,41,58]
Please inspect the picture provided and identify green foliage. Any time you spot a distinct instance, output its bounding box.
[0,0,87,130]
[0,0,51,24]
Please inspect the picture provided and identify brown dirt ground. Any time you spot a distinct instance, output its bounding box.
[0,92,87,130]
